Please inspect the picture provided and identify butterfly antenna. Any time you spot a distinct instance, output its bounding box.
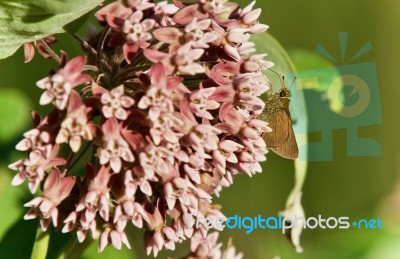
[289,77,297,90]
[267,68,285,88]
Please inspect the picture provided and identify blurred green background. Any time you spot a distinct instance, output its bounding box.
[0,0,399,258]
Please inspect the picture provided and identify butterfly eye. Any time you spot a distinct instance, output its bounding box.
[280,90,286,97]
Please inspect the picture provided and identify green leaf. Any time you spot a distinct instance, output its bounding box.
[0,0,102,59]
[0,88,31,143]
[0,218,37,259]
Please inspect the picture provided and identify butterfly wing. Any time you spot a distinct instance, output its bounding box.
[270,115,298,159]
[262,109,290,148]
[262,109,298,159]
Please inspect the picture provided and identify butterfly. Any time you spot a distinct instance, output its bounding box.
[258,79,298,160]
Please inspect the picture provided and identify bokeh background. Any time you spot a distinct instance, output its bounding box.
[0,0,399,258]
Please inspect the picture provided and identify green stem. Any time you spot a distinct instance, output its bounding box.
[31,223,50,259]
[57,235,93,259]
[66,142,92,171]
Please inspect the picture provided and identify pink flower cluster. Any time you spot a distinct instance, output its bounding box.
[11,0,273,257]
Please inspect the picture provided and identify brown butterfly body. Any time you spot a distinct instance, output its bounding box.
[259,87,298,159]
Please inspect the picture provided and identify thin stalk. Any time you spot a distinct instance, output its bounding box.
[72,34,110,72]
[30,223,50,259]
[66,142,92,171]
[96,27,112,72]
[38,39,61,64]
[57,235,93,259]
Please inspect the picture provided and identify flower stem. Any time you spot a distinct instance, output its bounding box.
[38,39,61,64]
[57,235,93,259]
[66,142,92,171]
[30,223,50,259]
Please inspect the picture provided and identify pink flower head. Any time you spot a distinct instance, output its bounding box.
[101,85,134,120]
[98,227,131,252]
[153,1,179,26]
[189,87,220,119]
[199,0,231,15]
[37,56,91,110]
[24,169,75,231]
[77,165,112,222]
[99,118,135,173]
[238,1,269,34]
[124,0,155,10]
[11,0,275,257]
[123,10,155,44]
[174,43,205,75]
[145,226,180,257]
[190,231,222,258]
[56,92,96,152]
[184,19,218,48]
[9,147,65,193]
[242,54,274,73]
[16,128,52,155]
[138,64,175,120]
[213,140,243,175]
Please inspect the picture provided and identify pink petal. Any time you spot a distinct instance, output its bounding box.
[67,91,83,113]
[250,23,269,34]
[69,136,82,153]
[98,231,109,252]
[51,208,59,227]
[110,157,122,173]
[15,139,31,151]
[102,106,113,118]
[173,4,204,25]
[73,74,92,86]
[24,197,43,207]
[102,118,119,136]
[120,232,131,249]
[24,43,35,63]
[63,56,86,77]
[77,230,88,243]
[243,8,261,24]
[111,85,124,98]
[143,49,166,63]
[110,231,122,250]
[190,49,204,60]
[56,176,76,202]
[24,208,38,220]
[56,129,69,144]
[123,43,140,63]
[149,63,167,87]
[241,1,256,15]
[44,169,60,194]
[224,44,241,61]
[115,108,128,120]
[39,91,54,105]
[121,96,134,108]
[153,27,182,44]
[179,63,205,75]
[140,181,152,196]
[92,82,107,95]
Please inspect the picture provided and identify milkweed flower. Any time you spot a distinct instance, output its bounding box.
[10,0,273,257]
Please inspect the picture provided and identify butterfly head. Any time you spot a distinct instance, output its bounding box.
[279,87,290,98]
